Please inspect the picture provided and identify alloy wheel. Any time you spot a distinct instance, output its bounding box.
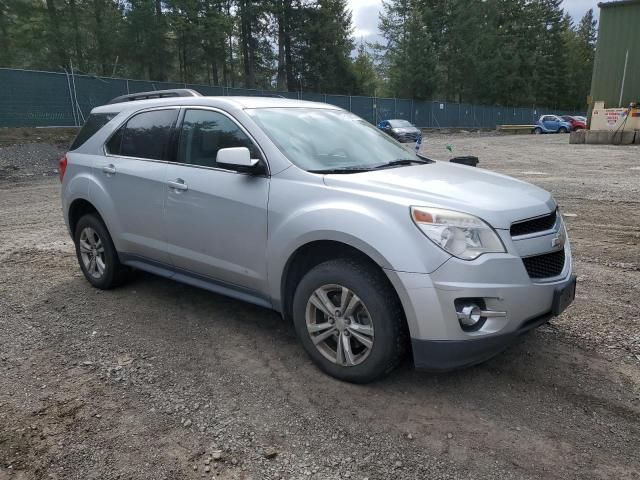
[79,227,106,279]
[305,284,375,366]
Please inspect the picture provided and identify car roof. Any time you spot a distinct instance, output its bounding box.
[91,96,341,115]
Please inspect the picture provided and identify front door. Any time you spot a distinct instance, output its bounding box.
[542,116,559,131]
[164,108,270,293]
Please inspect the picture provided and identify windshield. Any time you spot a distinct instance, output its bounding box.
[247,108,420,172]
[388,119,413,128]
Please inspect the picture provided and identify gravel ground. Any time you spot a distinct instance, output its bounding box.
[1,132,639,480]
[0,143,66,180]
[0,128,75,180]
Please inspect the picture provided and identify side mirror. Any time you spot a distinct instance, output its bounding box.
[216,147,260,168]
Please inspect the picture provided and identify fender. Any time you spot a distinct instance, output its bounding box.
[266,197,451,307]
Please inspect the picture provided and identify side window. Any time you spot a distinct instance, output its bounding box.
[107,109,178,160]
[70,112,117,150]
[106,126,123,155]
[177,109,261,169]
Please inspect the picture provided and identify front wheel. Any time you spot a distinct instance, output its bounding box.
[559,127,568,133]
[533,127,543,135]
[292,259,406,383]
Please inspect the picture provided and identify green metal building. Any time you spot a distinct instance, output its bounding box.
[590,0,640,107]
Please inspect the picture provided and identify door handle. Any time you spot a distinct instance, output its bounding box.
[168,179,188,191]
[102,164,116,175]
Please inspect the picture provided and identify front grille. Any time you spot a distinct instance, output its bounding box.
[510,211,557,237]
[522,250,565,279]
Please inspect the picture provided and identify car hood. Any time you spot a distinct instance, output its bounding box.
[322,161,556,229]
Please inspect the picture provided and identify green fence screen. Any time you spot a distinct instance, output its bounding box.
[0,67,583,129]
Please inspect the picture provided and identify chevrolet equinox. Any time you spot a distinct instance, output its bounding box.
[60,90,576,383]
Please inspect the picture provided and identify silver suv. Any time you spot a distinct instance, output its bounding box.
[60,90,576,383]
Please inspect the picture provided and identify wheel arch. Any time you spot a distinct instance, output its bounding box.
[278,239,403,325]
[68,198,105,236]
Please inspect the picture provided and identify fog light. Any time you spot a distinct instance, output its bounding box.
[457,304,483,327]
[455,299,507,332]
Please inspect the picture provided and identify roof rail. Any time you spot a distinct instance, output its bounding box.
[106,88,202,105]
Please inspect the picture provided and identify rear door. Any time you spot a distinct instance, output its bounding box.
[99,107,179,264]
[163,108,270,293]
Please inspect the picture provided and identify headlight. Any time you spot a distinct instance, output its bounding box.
[410,206,505,260]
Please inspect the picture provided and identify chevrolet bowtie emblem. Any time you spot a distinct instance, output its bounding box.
[551,230,566,249]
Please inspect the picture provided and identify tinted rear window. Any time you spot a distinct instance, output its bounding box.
[107,109,178,161]
[70,113,117,150]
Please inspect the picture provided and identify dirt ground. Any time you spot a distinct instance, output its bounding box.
[0,130,639,480]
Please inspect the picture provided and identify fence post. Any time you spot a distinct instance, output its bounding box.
[64,70,78,127]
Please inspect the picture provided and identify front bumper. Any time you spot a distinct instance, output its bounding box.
[384,242,575,371]
[411,310,553,370]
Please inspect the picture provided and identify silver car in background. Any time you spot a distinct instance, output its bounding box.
[60,90,576,383]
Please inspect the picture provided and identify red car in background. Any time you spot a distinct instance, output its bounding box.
[561,115,586,131]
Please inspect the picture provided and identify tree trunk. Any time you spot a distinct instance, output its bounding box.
[93,0,109,75]
[0,1,11,66]
[45,0,67,69]
[276,0,287,91]
[239,0,255,88]
[212,61,219,86]
[284,0,295,91]
[68,0,83,70]
[152,0,167,80]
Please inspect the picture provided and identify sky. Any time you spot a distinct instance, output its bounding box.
[347,0,601,46]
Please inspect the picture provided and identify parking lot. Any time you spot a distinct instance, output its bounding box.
[1,131,639,479]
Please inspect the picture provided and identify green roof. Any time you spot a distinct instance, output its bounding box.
[598,0,640,8]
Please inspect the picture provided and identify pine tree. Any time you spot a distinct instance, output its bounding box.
[565,8,597,109]
[299,0,356,94]
[379,0,438,99]
[126,0,169,80]
[352,43,378,96]
[530,0,570,108]
[0,0,598,108]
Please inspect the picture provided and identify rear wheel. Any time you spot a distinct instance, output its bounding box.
[559,127,568,133]
[74,214,128,289]
[533,127,543,135]
[292,258,406,383]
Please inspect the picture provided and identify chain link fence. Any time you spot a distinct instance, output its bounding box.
[0,67,583,129]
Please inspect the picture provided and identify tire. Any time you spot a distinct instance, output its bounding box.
[533,127,542,135]
[292,258,407,383]
[559,127,568,133]
[74,214,128,289]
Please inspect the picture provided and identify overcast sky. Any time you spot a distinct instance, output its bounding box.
[348,0,601,46]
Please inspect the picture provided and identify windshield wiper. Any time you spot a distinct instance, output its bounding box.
[416,152,434,162]
[308,166,375,174]
[374,158,432,169]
